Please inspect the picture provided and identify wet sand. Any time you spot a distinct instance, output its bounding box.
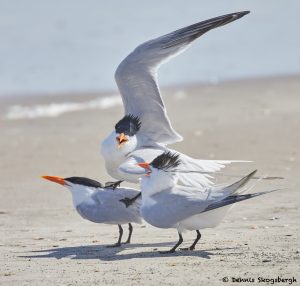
[0,76,299,285]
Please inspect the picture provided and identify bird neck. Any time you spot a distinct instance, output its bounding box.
[69,186,96,207]
[141,172,176,198]
[101,131,137,160]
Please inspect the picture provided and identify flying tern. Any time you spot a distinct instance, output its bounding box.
[101,11,250,187]
[130,151,280,253]
[42,176,142,247]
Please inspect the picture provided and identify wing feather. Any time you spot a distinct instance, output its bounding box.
[115,11,250,144]
[175,151,249,188]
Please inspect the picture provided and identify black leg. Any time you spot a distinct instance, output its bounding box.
[104,180,123,190]
[160,232,183,254]
[107,224,123,248]
[124,223,133,244]
[180,230,201,251]
[120,192,142,208]
[189,230,201,250]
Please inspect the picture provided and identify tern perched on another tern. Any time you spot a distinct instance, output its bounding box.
[101,11,250,188]
[42,176,142,247]
[131,152,279,253]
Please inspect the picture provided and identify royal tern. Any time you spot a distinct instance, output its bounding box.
[101,11,250,187]
[42,176,142,247]
[131,151,279,253]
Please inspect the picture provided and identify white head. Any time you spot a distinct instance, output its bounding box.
[136,151,181,196]
[42,176,102,206]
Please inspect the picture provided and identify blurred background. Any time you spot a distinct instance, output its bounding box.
[1,2,300,284]
[1,0,300,98]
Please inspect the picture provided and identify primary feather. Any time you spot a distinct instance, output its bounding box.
[115,11,250,144]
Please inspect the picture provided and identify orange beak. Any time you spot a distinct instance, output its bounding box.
[137,162,151,176]
[137,162,150,170]
[41,175,66,186]
[116,133,129,148]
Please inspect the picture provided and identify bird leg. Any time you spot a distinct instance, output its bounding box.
[107,224,123,247]
[180,230,201,250]
[120,192,141,208]
[124,223,133,244]
[159,232,183,254]
[104,180,123,190]
[180,230,201,251]
[189,230,201,250]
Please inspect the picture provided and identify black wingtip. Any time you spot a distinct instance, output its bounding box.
[235,11,250,19]
[220,11,250,27]
[237,10,250,16]
[203,187,281,213]
[248,169,258,177]
[239,169,258,184]
[241,169,258,186]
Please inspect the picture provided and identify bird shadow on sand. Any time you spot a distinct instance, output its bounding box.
[19,242,241,261]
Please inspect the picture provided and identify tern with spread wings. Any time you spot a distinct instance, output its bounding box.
[101,11,250,188]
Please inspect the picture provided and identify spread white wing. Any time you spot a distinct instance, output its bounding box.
[174,151,250,187]
[115,11,250,144]
[118,147,251,188]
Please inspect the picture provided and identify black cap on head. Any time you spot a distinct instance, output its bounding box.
[64,177,103,188]
[150,151,181,171]
[115,114,141,136]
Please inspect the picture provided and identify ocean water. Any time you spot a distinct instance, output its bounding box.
[5,95,122,119]
[1,0,300,99]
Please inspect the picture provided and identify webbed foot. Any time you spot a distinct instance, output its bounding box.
[104,180,123,190]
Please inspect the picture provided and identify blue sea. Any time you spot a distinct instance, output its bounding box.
[1,0,300,97]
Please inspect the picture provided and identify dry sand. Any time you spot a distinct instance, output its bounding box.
[0,76,300,285]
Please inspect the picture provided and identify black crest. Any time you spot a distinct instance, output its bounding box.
[115,114,141,136]
[150,151,181,171]
[64,177,103,188]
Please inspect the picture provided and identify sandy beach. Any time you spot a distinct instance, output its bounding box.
[1,76,300,285]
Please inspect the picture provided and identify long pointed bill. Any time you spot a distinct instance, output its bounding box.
[136,162,151,176]
[41,175,66,186]
[116,133,129,148]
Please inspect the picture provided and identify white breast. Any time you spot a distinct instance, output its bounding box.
[179,205,233,231]
[69,186,95,207]
[101,132,127,180]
